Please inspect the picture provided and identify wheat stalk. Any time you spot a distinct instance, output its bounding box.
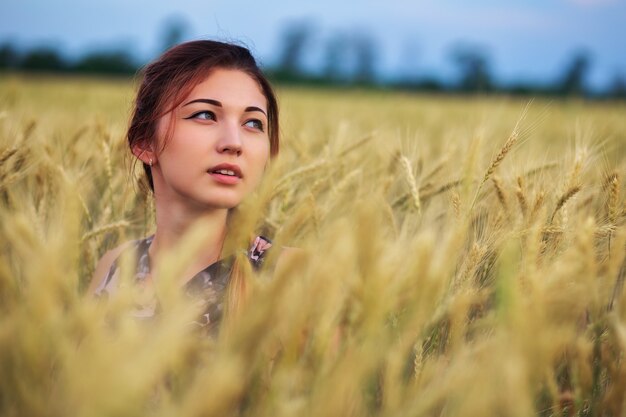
[521,162,559,179]
[392,179,462,209]
[337,133,374,157]
[481,130,519,188]
[549,185,581,223]
[516,176,528,218]
[421,156,449,183]
[0,147,18,166]
[399,155,421,214]
[81,220,130,242]
[77,192,94,225]
[101,138,114,208]
[22,120,36,141]
[542,225,564,235]
[607,173,619,224]
[0,170,28,190]
[605,173,620,254]
[492,176,508,215]
[421,179,463,201]
[332,169,362,197]
[568,148,587,189]
[272,160,327,197]
[451,191,461,219]
[529,191,545,224]
[469,131,518,212]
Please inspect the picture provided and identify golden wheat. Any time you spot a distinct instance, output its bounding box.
[399,154,421,214]
[550,185,582,224]
[1,75,626,416]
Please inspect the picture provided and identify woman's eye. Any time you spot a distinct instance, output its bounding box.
[186,111,215,121]
[244,119,264,131]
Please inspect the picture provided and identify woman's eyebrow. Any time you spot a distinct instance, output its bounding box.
[182,99,267,117]
[183,98,222,107]
[245,106,267,117]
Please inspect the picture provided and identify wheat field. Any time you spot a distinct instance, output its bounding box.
[1,74,626,416]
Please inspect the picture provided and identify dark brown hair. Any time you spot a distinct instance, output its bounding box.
[128,40,280,191]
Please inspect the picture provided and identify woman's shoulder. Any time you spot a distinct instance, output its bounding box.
[87,238,148,295]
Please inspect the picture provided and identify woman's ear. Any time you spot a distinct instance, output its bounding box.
[131,143,156,166]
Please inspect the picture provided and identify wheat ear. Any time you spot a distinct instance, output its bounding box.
[469,101,533,211]
[400,155,421,214]
[607,173,620,224]
[516,176,528,218]
[549,185,581,223]
[492,176,508,215]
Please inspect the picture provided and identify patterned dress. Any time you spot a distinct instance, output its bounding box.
[94,235,272,336]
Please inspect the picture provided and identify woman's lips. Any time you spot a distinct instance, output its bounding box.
[208,171,241,185]
[207,163,243,185]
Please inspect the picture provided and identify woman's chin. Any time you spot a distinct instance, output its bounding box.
[198,196,243,210]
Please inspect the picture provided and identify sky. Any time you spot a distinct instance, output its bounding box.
[1,0,625,89]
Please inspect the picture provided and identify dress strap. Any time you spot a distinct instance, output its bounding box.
[248,235,272,269]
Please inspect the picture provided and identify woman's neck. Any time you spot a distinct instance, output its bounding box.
[149,196,229,280]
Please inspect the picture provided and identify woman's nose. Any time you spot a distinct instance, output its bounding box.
[216,122,242,156]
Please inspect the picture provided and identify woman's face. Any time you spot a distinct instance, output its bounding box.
[151,68,271,210]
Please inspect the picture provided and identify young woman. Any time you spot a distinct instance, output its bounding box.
[88,40,280,336]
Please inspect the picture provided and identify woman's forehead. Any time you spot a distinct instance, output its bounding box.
[183,68,267,110]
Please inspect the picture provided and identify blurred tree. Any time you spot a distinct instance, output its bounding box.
[19,46,66,72]
[321,30,377,85]
[73,50,137,75]
[323,31,350,82]
[449,44,493,92]
[159,15,191,53]
[0,42,20,69]
[607,72,626,99]
[276,20,315,78]
[395,38,420,83]
[353,32,377,85]
[557,50,591,96]
[414,77,445,92]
